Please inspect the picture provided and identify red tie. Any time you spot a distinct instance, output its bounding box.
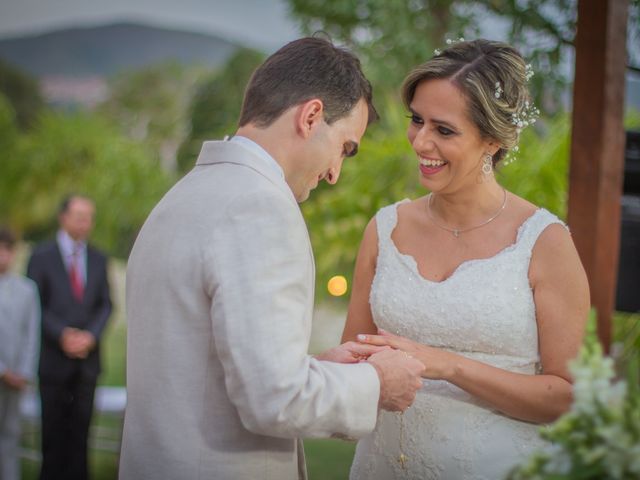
[69,248,84,302]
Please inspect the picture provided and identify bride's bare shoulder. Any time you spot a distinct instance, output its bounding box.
[396,196,428,221]
[506,192,539,219]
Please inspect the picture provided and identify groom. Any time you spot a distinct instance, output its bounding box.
[119,37,424,480]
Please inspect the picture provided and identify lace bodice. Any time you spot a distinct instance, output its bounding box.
[350,200,564,480]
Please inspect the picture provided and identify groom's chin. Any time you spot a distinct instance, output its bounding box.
[296,190,311,203]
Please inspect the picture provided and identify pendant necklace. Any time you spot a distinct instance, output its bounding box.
[426,188,508,238]
[397,412,408,470]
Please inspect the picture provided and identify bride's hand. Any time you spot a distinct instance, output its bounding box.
[357,329,455,380]
[315,342,390,364]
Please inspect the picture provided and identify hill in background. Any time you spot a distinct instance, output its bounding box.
[0,22,239,78]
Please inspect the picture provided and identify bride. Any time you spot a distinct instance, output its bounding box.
[344,39,589,479]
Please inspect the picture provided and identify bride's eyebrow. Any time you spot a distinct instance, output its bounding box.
[409,107,459,131]
[431,118,458,130]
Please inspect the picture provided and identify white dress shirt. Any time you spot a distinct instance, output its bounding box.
[56,230,87,284]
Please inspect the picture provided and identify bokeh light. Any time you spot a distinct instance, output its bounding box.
[327,275,348,296]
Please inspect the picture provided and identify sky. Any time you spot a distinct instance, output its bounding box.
[0,0,302,51]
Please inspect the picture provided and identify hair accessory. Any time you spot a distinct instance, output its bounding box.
[501,63,540,166]
[502,98,540,165]
[494,82,503,99]
[434,37,465,55]
[525,64,535,81]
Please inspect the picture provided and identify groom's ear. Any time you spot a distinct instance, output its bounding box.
[295,99,325,139]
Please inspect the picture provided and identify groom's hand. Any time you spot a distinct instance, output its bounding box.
[367,350,424,412]
[315,342,389,363]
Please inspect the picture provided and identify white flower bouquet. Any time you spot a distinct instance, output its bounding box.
[508,341,640,479]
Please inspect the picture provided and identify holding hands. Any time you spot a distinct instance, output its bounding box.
[60,327,96,359]
[0,370,28,391]
[315,341,389,363]
[317,340,425,412]
[367,348,424,412]
[358,329,456,381]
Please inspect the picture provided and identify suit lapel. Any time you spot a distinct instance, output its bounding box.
[84,248,99,302]
[52,242,76,301]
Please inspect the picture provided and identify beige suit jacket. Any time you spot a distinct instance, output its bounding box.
[119,140,380,479]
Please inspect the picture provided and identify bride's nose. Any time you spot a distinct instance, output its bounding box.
[410,127,436,153]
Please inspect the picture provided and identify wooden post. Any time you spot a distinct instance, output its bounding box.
[567,0,628,351]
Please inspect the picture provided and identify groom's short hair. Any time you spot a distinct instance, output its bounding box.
[238,36,378,128]
[0,226,16,248]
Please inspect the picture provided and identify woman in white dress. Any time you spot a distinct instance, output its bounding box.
[344,39,590,479]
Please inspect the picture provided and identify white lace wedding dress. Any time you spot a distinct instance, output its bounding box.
[350,200,562,480]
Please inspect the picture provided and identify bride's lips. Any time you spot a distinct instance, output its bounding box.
[419,156,448,175]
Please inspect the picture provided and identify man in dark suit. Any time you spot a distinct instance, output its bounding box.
[27,195,112,480]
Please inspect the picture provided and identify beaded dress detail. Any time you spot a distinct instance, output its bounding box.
[350,200,564,480]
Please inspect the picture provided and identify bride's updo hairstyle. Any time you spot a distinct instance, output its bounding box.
[401,39,533,166]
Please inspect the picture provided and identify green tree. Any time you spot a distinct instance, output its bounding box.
[287,0,640,111]
[289,0,468,88]
[3,109,174,257]
[0,93,22,222]
[177,48,265,172]
[99,62,205,172]
[0,59,45,130]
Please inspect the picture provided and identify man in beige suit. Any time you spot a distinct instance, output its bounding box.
[119,37,424,480]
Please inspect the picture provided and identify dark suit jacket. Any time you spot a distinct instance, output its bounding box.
[27,240,112,382]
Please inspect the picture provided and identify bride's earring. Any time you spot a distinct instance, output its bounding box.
[482,153,493,175]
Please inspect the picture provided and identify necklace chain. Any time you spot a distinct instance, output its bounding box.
[397,412,408,469]
[426,188,508,238]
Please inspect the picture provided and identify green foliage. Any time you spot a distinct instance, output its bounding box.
[177,48,265,172]
[287,0,580,109]
[0,94,23,223]
[0,58,45,130]
[99,62,206,172]
[289,0,464,89]
[625,109,640,130]
[1,110,174,258]
[0,92,18,156]
[303,97,572,301]
[613,312,640,394]
[498,114,571,219]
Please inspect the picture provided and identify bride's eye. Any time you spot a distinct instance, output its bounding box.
[437,126,455,136]
[406,114,424,125]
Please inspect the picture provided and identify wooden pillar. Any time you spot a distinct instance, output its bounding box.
[567,0,628,351]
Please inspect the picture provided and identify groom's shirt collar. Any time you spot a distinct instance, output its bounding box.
[229,135,284,180]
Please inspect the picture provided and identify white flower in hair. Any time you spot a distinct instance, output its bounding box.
[525,64,534,81]
[494,81,503,99]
